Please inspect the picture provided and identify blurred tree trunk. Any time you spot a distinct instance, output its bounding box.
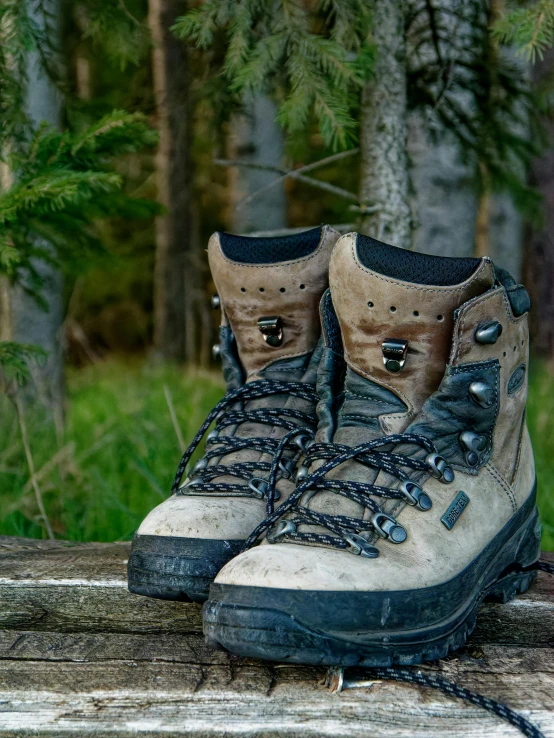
[359,0,411,249]
[487,194,524,281]
[408,113,480,260]
[0,0,64,426]
[149,0,194,362]
[474,2,525,280]
[227,96,286,233]
[524,51,554,357]
[407,0,479,260]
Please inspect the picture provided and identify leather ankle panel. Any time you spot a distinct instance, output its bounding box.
[208,226,339,378]
[329,233,495,417]
[450,286,529,481]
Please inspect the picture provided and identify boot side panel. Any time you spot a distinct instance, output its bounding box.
[450,286,530,486]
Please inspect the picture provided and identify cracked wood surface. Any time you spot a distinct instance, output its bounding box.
[0,537,551,737]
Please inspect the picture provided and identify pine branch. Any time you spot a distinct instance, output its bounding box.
[76,0,151,69]
[174,0,375,150]
[0,171,122,225]
[493,0,554,62]
[407,0,545,219]
[0,342,47,387]
[214,158,359,202]
[234,148,360,209]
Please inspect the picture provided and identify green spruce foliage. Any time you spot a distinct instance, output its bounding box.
[407,1,545,218]
[175,0,546,219]
[173,0,375,150]
[0,1,157,386]
[493,0,554,62]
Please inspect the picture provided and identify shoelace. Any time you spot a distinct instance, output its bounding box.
[332,560,554,738]
[241,425,552,738]
[171,379,317,511]
[253,429,552,738]
[243,432,453,553]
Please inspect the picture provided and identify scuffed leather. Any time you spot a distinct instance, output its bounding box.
[215,459,536,590]
[315,346,344,444]
[137,494,267,540]
[408,359,501,473]
[329,233,495,420]
[219,325,244,390]
[214,247,537,594]
[209,226,339,379]
[141,226,338,542]
[450,286,529,482]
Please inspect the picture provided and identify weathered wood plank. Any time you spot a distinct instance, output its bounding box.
[0,538,203,634]
[0,540,551,737]
[0,584,203,634]
[0,539,551,644]
[0,630,225,664]
[0,657,552,737]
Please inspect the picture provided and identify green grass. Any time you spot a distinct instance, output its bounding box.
[526,362,554,551]
[0,360,224,542]
[0,358,553,549]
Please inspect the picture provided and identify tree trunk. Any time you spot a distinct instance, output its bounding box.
[359,0,411,249]
[408,113,479,259]
[487,194,524,281]
[476,54,527,281]
[150,0,193,362]
[524,50,554,358]
[0,0,64,423]
[227,96,286,233]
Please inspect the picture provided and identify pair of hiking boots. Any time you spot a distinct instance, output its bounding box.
[128,225,540,667]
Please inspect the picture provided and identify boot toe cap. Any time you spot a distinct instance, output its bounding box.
[137,494,266,540]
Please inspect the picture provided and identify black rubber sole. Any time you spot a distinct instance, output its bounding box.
[203,490,540,666]
[127,534,244,603]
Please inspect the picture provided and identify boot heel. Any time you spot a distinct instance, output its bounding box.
[484,507,541,604]
[484,567,537,604]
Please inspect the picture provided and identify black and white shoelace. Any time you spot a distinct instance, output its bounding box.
[243,432,453,552]
[171,379,317,512]
[251,433,552,738]
[344,559,554,738]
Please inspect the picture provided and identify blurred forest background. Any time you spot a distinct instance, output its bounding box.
[1,0,554,547]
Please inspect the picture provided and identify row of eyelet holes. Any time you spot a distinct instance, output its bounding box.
[367,302,444,321]
[240,284,306,293]
[502,340,525,357]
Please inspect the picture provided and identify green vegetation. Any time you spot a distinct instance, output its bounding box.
[1,358,553,550]
[526,361,554,550]
[0,360,224,542]
[493,0,554,62]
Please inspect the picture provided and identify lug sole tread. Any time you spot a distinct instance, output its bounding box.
[203,567,538,667]
[127,535,244,604]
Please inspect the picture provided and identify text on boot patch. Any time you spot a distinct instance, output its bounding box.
[441,491,470,530]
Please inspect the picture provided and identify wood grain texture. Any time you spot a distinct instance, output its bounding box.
[0,539,551,737]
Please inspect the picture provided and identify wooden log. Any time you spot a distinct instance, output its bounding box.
[0,538,551,737]
[0,537,202,634]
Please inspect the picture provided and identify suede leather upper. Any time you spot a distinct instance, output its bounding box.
[209,226,338,379]
[329,233,495,428]
[214,233,537,591]
[137,227,340,541]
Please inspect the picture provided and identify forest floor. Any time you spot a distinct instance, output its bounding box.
[0,358,553,549]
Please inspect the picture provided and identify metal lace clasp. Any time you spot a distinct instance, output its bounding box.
[382,338,408,373]
[258,316,283,347]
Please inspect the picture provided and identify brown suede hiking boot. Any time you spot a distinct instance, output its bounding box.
[128,226,339,603]
[204,232,540,665]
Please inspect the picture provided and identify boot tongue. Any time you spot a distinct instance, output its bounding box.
[208,227,336,381]
[330,233,496,435]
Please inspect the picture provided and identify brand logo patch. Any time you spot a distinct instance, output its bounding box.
[441,491,470,531]
[507,364,526,395]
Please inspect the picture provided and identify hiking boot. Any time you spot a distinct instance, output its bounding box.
[204,232,540,664]
[128,226,339,603]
